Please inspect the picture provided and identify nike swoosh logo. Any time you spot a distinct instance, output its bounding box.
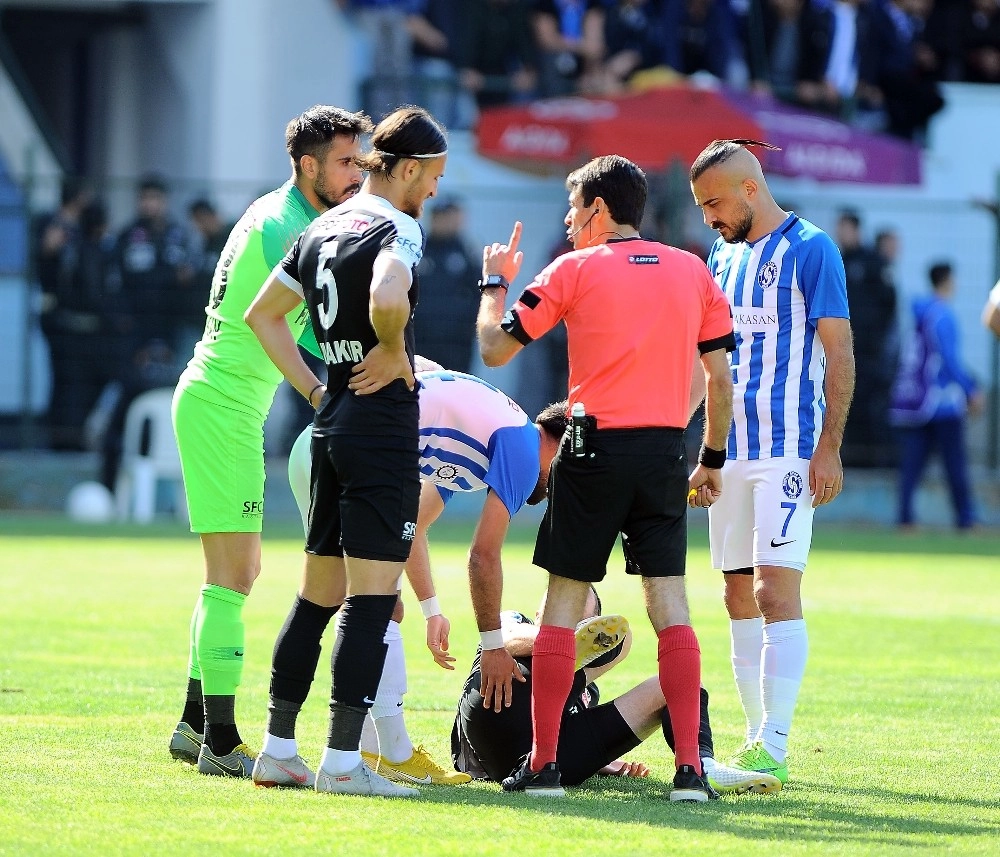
[207,756,245,776]
[274,763,308,784]
[770,538,795,547]
[363,696,376,705]
[234,650,244,657]
[394,770,432,784]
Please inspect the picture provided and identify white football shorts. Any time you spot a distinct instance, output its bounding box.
[708,457,815,572]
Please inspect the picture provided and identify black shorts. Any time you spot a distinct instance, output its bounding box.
[533,428,689,582]
[453,667,641,786]
[306,432,420,562]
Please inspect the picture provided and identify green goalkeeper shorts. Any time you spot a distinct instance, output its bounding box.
[172,385,266,533]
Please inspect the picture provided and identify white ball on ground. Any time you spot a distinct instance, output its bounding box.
[66,480,115,523]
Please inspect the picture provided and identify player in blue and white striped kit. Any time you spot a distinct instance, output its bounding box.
[690,140,855,787]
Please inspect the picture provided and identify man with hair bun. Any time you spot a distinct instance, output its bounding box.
[169,105,372,779]
[689,139,855,787]
[246,106,448,797]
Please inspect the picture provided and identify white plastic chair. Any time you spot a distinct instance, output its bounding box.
[114,387,186,524]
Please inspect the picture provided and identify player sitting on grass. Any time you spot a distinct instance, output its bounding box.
[452,585,782,797]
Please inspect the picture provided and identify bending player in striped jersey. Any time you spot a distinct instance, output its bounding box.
[690,140,855,786]
[251,369,566,788]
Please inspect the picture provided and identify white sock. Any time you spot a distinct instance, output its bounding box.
[320,747,361,775]
[261,733,298,760]
[359,620,413,763]
[730,617,764,745]
[759,618,808,762]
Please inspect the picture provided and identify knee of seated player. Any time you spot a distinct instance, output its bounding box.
[753,565,803,621]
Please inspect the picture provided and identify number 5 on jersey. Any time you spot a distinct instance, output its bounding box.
[317,240,339,330]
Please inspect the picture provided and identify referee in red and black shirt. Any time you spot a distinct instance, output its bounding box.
[478,154,734,802]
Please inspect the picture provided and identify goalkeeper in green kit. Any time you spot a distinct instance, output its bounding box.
[168,106,372,777]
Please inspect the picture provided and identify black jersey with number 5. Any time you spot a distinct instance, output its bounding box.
[276,193,424,436]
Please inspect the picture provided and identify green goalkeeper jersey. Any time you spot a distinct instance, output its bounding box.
[178,181,321,420]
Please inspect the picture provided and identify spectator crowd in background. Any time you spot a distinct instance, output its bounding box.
[341,0,1000,142]
[33,176,231,488]
[26,1,998,526]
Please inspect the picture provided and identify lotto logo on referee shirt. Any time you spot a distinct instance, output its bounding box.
[628,255,659,264]
[402,522,416,540]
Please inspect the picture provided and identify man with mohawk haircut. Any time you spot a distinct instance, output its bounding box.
[689,140,855,788]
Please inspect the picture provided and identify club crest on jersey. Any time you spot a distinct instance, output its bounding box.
[758,261,779,289]
[782,471,803,499]
[435,464,458,480]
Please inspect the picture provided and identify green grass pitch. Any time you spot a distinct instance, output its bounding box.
[0,514,997,856]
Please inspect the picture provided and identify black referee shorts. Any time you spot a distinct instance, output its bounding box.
[533,428,689,582]
[306,432,420,562]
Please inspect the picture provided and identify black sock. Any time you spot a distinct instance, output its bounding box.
[270,596,340,704]
[204,694,241,756]
[181,678,204,733]
[662,686,713,758]
[327,594,396,750]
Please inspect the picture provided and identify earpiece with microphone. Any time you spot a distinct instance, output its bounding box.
[568,207,600,242]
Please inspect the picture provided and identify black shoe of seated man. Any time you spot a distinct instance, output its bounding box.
[501,756,565,797]
[670,764,720,802]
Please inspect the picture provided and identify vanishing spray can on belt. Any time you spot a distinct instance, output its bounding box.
[571,402,587,458]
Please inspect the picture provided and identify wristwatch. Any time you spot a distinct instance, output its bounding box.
[478,274,509,292]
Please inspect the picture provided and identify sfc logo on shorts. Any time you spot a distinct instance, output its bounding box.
[782,472,803,499]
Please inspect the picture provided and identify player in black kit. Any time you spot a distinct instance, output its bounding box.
[452,587,782,796]
[246,106,447,798]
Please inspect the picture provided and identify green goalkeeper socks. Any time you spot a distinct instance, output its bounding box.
[187,600,201,681]
[195,584,247,697]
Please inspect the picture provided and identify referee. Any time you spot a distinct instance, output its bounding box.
[478,155,735,801]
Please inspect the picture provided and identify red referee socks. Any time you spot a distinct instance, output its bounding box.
[657,624,702,773]
[529,625,576,771]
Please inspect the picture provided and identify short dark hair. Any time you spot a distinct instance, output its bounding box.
[188,198,216,218]
[929,262,952,289]
[566,155,646,229]
[60,177,88,207]
[838,209,861,229]
[285,105,373,174]
[356,106,448,177]
[535,399,569,442]
[138,174,167,195]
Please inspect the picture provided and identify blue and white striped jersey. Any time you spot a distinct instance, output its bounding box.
[416,370,540,517]
[706,213,849,460]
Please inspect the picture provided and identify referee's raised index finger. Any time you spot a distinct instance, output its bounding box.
[508,221,522,251]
